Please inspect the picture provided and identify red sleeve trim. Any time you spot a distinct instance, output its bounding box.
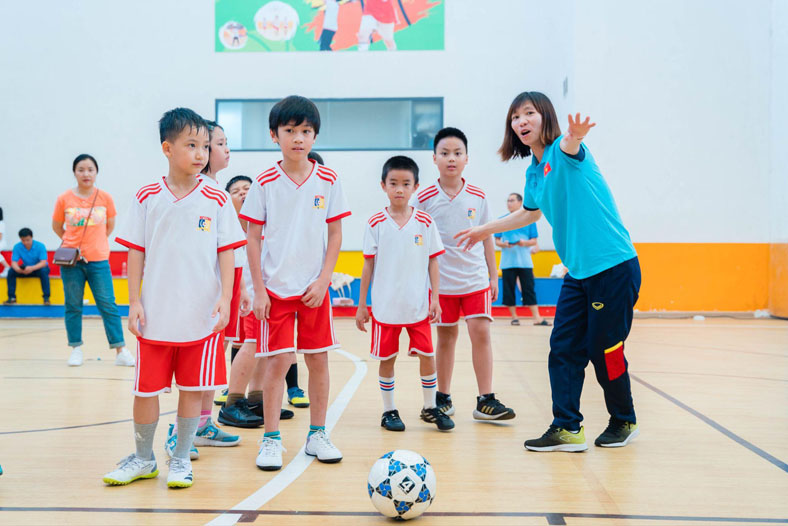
[429,249,446,258]
[326,211,351,223]
[363,253,376,259]
[116,237,145,252]
[239,214,265,225]
[218,240,247,253]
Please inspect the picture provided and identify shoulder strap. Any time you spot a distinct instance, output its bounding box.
[76,189,100,249]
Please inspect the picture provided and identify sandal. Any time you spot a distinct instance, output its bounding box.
[533,320,551,326]
[510,319,520,326]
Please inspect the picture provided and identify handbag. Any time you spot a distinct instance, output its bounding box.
[53,189,99,267]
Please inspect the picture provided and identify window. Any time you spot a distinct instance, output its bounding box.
[216,98,443,151]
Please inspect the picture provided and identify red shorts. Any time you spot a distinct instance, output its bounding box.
[256,291,338,357]
[224,267,244,342]
[133,332,227,396]
[239,312,259,344]
[371,317,433,361]
[437,288,493,326]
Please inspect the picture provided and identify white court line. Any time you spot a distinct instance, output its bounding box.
[207,347,367,526]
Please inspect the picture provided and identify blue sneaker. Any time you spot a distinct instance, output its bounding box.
[287,386,310,408]
[193,418,240,447]
[164,423,199,460]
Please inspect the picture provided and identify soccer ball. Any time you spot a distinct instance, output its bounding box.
[367,450,436,520]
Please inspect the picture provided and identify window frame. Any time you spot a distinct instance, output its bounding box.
[215,97,444,152]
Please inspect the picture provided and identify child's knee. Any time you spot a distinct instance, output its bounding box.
[304,351,328,372]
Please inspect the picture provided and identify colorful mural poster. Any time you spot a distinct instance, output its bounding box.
[215,0,443,52]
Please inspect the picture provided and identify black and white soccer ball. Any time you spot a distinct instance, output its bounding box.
[367,450,436,520]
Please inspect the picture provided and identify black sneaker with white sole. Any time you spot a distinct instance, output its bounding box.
[420,406,455,431]
[436,391,455,416]
[473,393,515,421]
[380,410,406,431]
[248,401,295,421]
[594,419,639,447]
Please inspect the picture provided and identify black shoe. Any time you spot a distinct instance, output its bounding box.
[594,419,639,447]
[420,406,455,431]
[248,401,295,421]
[218,398,263,428]
[3,298,16,306]
[380,410,406,431]
[436,391,454,416]
[473,393,516,421]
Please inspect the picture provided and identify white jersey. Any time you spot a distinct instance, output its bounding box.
[240,227,263,300]
[413,179,491,296]
[116,177,247,344]
[200,175,246,269]
[363,208,444,325]
[239,160,351,299]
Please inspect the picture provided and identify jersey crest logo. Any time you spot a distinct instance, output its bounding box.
[198,216,212,232]
[467,208,476,219]
[544,162,552,177]
[313,195,326,209]
[414,234,423,246]
[592,302,604,310]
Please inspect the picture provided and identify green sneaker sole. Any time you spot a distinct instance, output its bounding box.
[167,480,193,489]
[103,470,159,485]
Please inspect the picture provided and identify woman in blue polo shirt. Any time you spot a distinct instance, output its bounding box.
[457,91,641,452]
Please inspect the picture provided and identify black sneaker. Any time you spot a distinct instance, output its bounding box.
[380,410,405,432]
[248,401,295,421]
[594,419,639,447]
[218,398,263,428]
[473,393,516,421]
[3,298,16,305]
[420,406,455,431]
[436,391,455,416]
[524,425,588,452]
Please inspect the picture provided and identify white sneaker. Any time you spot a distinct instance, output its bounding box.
[103,454,158,485]
[256,437,284,471]
[304,429,342,463]
[166,456,194,488]
[67,347,83,367]
[114,347,136,367]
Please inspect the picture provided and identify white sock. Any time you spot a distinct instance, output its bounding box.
[379,376,395,412]
[421,373,437,409]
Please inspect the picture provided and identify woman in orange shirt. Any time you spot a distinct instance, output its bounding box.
[52,154,134,367]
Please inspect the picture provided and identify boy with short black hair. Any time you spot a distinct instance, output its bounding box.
[105,107,245,489]
[4,228,50,306]
[240,95,350,471]
[413,127,516,421]
[356,156,453,432]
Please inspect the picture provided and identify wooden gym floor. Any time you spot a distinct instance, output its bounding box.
[0,316,786,525]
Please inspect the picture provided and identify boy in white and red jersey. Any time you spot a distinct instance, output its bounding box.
[413,127,516,422]
[240,96,350,471]
[218,175,295,429]
[163,121,246,460]
[356,156,454,432]
[104,108,246,489]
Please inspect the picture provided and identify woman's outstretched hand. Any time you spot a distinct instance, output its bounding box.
[567,113,596,140]
[454,226,488,251]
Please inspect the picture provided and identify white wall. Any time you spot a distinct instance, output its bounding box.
[572,0,773,243]
[771,0,788,243]
[0,0,782,252]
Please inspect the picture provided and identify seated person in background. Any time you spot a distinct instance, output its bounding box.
[4,228,50,305]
